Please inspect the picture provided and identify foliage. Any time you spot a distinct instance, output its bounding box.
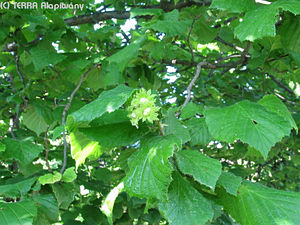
[0,0,299,224]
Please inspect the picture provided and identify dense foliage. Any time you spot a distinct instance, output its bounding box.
[0,0,300,224]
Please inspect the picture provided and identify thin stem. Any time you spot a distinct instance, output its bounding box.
[215,36,244,52]
[44,125,53,173]
[15,55,26,89]
[269,74,295,96]
[60,65,98,174]
[187,17,199,63]
[121,29,130,43]
[158,120,165,136]
[8,73,17,139]
[181,62,207,111]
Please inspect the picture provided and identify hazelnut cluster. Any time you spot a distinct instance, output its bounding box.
[127,89,160,127]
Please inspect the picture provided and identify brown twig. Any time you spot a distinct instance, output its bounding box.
[162,59,241,69]
[218,53,241,62]
[274,93,300,106]
[99,4,113,12]
[13,51,28,131]
[49,65,61,76]
[65,11,131,26]
[241,41,251,62]
[121,29,131,43]
[268,74,295,96]
[3,42,17,52]
[3,34,42,52]
[187,17,199,63]
[64,1,211,26]
[8,73,17,139]
[215,36,244,52]
[208,52,223,78]
[44,125,52,173]
[9,73,16,93]
[218,43,251,75]
[220,67,231,75]
[60,65,98,174]
[15,55,26,89]
[181,62,208,111]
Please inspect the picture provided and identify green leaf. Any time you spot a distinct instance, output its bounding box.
[205,100,292,158]
[22,28,37,42]
[22,106,48,136]
[90,109,129,126]
[0,141,5,152]
[279,15,300,54]
[235,5,278,41]
[150,10,192,37]
[3,139,43,166]
[159,172,214,225]
[52,126,64,140]
[258,95,297,132]
[0,177,36,198]
[80,122,147,148]
[70,131,102,170]
[60,57,91,83]
[206,85,223,101]
[32,101,54,125]
[70,85,134,123]
[292,154,300,166]
[176,150,222,189]
[29,45,67,71]
[124,135,181,200]
[210,0,256,13]
[107,36,147,72]
[235,0,300,41]
[32,194,59,224]
[164,110,190,144]
[116,148,136,172]
[101,182,124,225]
[273,0,300,15]
[85,62,124,91]
[191,19,218,44]
[180,102,204,120]
[216,172,242,196]
[52,183,76,210]
[82,205,105,225]
[0,28,9,43]
[93,168,112,183]
[184,117,213,146]
[61,167,77,183]
[219,181,300,225]
[38,171,62,185]
[0,199,37,225]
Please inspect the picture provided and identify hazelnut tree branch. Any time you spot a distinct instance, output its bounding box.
[64,1,211,26]
[60,64,98,174]
[187,17,199,63]
[181,62,208,110]
[44,125,53,173]
[15,55,26,89]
